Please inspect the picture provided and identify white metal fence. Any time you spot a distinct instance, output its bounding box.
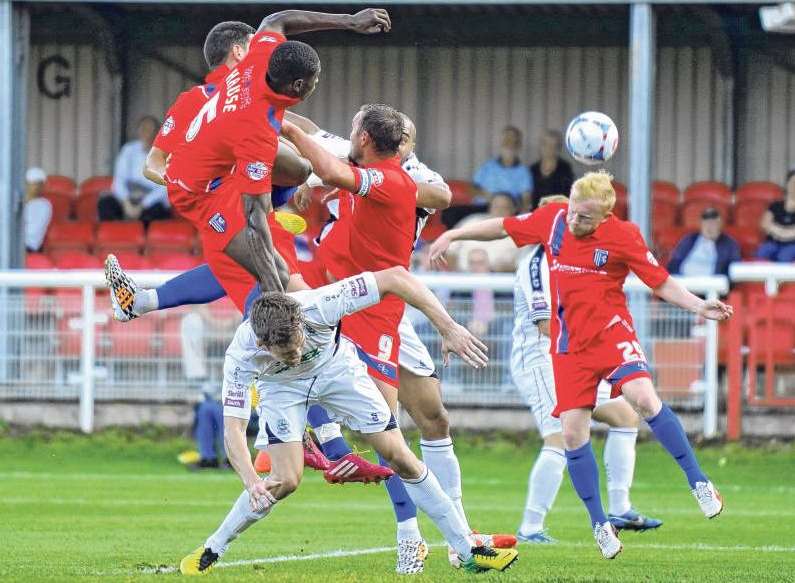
[0,271,728,436]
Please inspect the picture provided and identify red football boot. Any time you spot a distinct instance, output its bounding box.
[303,431,331,471]
[323,453,394,484]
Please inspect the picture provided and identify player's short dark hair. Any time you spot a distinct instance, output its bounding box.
[137,115,160,130]
[203,21,256,69]
[268,41,321,87]
[250,292,303,347]
[358,103,404,157]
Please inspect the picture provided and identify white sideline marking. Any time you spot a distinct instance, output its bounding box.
[108,540,795,577]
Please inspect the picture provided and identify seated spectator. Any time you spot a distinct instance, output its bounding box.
[99,116,171,224]
[448,193,519,272]
[23,167,52,252]
[668,207,740,277]
[529,129,574,209]
[757,169,795,262]
[472,125,533,209]
[180,304,239,469]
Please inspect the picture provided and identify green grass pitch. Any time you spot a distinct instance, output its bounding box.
[1,429,793,582]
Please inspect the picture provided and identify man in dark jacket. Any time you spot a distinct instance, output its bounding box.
[668,207,741,277]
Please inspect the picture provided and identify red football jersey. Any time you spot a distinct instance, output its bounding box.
[503,202,670,354]
[153,66,230,154]
[323,157,418,279]
[166,31,299,197]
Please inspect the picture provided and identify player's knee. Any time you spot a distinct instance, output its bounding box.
[276,472,302,498]
[622,380,661,418]
[416,406,449,439]
[562,426,590,450]
[379,445,419,478]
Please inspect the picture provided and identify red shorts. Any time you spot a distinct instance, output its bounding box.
[551,319,652,417]
[342,298,404,388]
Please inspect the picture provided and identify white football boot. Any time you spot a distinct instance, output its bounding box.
[396,539,428,574]
[104,254,139,322]
[692,480,723,518]
[593,522,622,559]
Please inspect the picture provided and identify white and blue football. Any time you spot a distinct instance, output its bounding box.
[565,111,619,166]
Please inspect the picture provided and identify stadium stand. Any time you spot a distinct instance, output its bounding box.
[95,222,146,255]
[44,222,95,254]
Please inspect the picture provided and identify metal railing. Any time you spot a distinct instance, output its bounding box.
[0,270,728,436]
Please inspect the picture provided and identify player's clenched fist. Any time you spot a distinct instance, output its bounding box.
[351,8,392,33]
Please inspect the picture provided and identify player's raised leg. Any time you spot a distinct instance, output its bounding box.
[620,377,723,518]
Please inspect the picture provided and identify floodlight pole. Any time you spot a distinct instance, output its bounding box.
[628,3,655,241]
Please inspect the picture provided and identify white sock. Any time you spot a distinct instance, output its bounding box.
[205,489,273,555]
[519,446,565,535]
[604,427,638,516]
[402,465,473,561]
[132,288,158,315]
[420,437,471,533]
[314,422,343,445]
[396,517,421,542]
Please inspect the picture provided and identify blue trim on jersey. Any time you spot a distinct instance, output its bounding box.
[550,213,566,257]
[267,106,281,134]
[385,413,398,431]
[556,301,570,353]
[208,176,223,192]
[607,361,651,385]
[265,423,286,445]
[272,185,297,207]
[529,246,545,293]
[355,346,398,380]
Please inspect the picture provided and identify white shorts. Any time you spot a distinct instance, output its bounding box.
[511,358,619,438]
[253,339,395,449]
[397,314,436,377]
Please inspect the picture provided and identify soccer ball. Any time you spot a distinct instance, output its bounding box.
[565,111,619,166]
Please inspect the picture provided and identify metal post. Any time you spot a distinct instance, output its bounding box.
[79,285,96,433]
[628,3,655,240]
[703,290,719,439]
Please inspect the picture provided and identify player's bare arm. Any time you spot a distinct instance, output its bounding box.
[143,147,168,186]
[653,276,734,321]
[284,111,322,135]
[259,8,391,36]
[281,120,359,192]
[272,142,313,187]
[428,217,509,267]
[373,266,488,369]
[417,183,452,210]
[224,416,279,512]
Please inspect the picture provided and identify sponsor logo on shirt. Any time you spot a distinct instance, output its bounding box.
[370,412,380,423]
[209,213,226,233]
[550,258,607,276]
[276,418,290,434]
[258,35,278,43]
[224,398,244,408]
[646,251,659,266]
[246,161,269,181]
[368,168,384,186]
[593,248,609,267]
[226,388,245,399]
[161,116,174,136]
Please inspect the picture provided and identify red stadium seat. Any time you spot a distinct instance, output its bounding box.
[148,252,202,271]
[110,251,151,271]
[42,192,73,222]
[735,181,782,203]
[419,211,447,242]
[447,180,474,206]
[652,200,678,232]
[680,200,730,230]
[104,317,158,357]
[78,176,114,198]
[748,303,795,367]
[723,226,763,259]
[733,200,769,230]
[44,175,77,198]
[653,226,690,265]
[95,222,145,255]
[56,314,83,356]
[51,250,103,270]
[146,220,196,254]
[683,181,732,204]
[26,253,54,270]
[45,222,95,254]
[74,191,100,223]
[25,254,54,312]
[652,181,680,205]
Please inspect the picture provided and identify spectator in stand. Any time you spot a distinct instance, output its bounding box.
[23,167,52,252]
[448,192,519,272]
[757,169,795,262]
[529,129,574,209]
[99,116,171,223]
[472,125,533,209]
[180,304,240,469]
[668,207,741,277]
[465,248,495,337]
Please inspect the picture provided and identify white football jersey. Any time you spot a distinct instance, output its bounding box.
[223,272,380,386]
[511,245,553,371]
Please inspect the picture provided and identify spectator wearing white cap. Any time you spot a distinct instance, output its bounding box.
[23,167,52,252]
